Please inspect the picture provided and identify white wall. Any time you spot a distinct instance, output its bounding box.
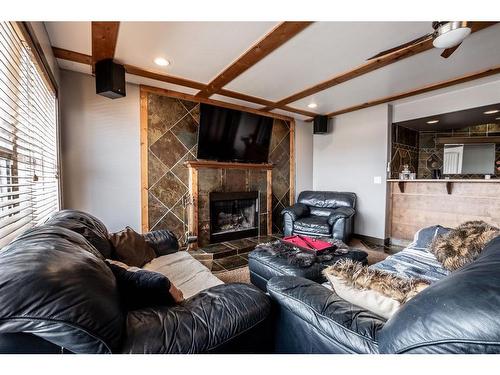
[60,70,141,232]
[294,120,313,200]
[393,74,500,122]
[313,105,390,239]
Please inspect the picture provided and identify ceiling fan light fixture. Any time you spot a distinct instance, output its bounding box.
[432,21,471,49]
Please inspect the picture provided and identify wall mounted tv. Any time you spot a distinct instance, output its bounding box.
[196,103,273,164]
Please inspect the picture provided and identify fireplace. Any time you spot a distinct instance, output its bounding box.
[209,191,259,243]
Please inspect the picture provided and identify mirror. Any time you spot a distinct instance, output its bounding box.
[443,143,496,175]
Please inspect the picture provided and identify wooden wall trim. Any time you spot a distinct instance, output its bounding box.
[267,169,273,235]
[289,119,296,205]
[140,89,149,232]
[140,84,294,122]
[196,22,313,98]
[262,21,498,112]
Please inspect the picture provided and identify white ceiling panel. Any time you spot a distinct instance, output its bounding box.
[289,24,500,114]
[210,94,262,109]
[57,59,92,75]
[225,22,432,101]
[45,22,91,54]
[124,74,199,96]
[114,22,278,84]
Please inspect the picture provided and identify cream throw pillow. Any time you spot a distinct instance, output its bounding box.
[325,274,400,319]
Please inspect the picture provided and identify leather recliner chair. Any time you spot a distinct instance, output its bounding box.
[281,191,356,243]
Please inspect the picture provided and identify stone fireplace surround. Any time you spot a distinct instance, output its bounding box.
[185,160,272,248]
[141,87,295,247]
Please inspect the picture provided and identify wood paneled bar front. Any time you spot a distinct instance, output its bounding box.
[388,179,500,244]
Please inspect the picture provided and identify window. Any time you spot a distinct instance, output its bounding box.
[0,21,59,248]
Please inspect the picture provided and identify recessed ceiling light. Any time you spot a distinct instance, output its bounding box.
[154,57,170,67]
[426,120,439,124]
[484,109,499,115]
[307,103,318,109]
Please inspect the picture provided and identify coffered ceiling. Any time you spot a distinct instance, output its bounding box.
[45,21,500,121]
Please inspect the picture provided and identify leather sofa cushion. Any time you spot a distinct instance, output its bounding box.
[298,191,356,209]
[0,225,124,354]
[379,235,500,353]
[310,207,334,217]
[294,216,331,235]
[121,283,271,353]
[45,209,113,258]
[267,276,384,353]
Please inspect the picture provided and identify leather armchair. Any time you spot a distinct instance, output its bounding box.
[282,191,356,242]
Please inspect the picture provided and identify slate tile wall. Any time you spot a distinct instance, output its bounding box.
[146,93,291,245]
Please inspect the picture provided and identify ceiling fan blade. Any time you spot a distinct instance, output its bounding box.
[440,43,461,58]
[366,32,434,60]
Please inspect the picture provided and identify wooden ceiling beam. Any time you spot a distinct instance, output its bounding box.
[263,21,498,111]
[141,85,294,122]
[91,21,120,72]
[53,47,93,65]
[195,21,314,98]
[308,65,500,121]
[53,47,315,119]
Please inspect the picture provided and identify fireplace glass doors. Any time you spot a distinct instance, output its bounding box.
[209,191,259,243]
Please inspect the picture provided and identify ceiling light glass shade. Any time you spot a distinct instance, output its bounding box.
[426,120,439,124]
[433,22,471,49]
[484,109,499,114]
[154,57,170,66]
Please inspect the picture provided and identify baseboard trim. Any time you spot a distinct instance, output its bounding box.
[352,233,390,246]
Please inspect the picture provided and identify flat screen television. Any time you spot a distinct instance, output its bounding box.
[197,103,274,163]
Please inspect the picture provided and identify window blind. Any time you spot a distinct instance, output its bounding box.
[0,21,59,248]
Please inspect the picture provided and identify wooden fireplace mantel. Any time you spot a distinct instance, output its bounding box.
[184,160,273,170]
[185,160,273,248]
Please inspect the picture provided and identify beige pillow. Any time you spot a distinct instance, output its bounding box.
[323,259,429,320]
[109,226,156,267]
[325,274,400,319]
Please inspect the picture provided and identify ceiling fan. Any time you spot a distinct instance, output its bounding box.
[367,21,472,60]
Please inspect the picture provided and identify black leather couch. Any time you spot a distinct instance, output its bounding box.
[0,210,271,354]
[281,191,356,242]
[267,229,500,354]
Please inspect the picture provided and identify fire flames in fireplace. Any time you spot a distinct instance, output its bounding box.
[209,191,259,243]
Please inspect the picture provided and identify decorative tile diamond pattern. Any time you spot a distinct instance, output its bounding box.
[147,94,292,244]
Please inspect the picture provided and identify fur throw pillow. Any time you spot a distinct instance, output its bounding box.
[323,258,430,304]
[430,221,499,271]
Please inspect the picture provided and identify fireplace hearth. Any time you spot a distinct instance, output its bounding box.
[209,191,259,243]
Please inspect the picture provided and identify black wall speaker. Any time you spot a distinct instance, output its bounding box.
[95,59,126,99]
[313,115,328,134]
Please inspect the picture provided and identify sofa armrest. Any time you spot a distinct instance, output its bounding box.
[267,276,384,353]
[281,203,309,221]
[143,230,179,257]
[121,283,271,353]
[327,206,355,226]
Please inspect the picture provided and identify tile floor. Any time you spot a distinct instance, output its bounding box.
[189,234,401,273]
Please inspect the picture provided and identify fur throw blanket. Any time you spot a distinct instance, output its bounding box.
[323,258,430,303]
[430,220,499,271]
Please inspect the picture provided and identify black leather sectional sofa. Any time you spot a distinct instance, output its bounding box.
[266,230,500,353]
[0,210,271,354]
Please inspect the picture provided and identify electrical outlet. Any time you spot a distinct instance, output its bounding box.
[373,176,382,184]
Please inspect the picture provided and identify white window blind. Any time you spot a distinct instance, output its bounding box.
[0,21,59,248]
